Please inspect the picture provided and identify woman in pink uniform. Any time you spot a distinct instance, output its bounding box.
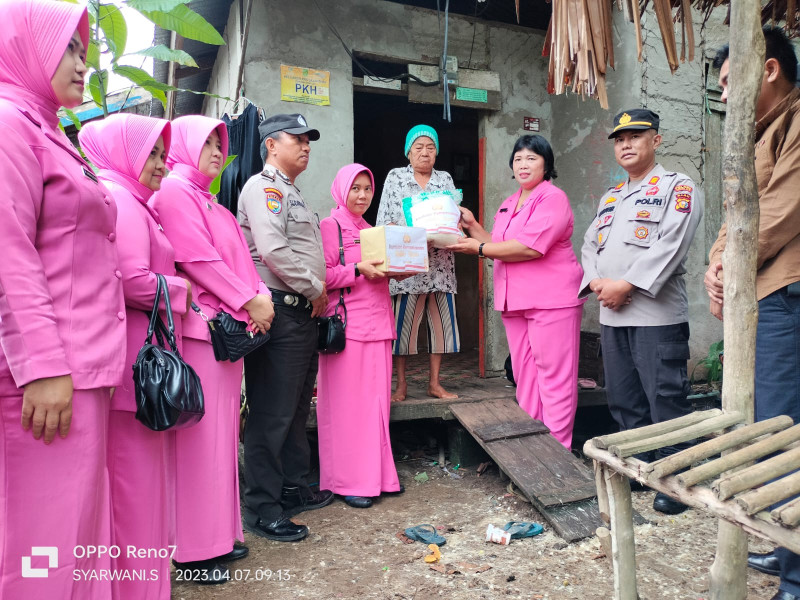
[449,135,584,449]
[0,1,126,598]
[151,116,274,584]
[317,164,401,508]
[79,114,188,599]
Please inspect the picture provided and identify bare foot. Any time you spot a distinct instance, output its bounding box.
[427,383,458,399]
[391,382,407,403]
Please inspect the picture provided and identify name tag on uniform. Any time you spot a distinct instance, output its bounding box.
[82,166,99,183]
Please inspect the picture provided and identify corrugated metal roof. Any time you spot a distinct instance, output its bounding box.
[152,0,235,117]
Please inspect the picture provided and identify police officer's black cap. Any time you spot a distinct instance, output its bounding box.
[259,113,320,144]
[608,108,660,139]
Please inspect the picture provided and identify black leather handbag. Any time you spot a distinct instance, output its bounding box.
[318,222,347,354]
[133,274,205,431]
[191,303,270,362]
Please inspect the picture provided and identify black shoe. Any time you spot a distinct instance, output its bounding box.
[652,492,689,515]
[172,559,230,585]
[243,515,308,542]
[216,542,249,563]
[749,551,780,577]
[343,495,373,508]
[771,592,800,600]
[383,484,405,495]
[281,486,334,518]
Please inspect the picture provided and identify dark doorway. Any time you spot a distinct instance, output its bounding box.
[353,91,481,353]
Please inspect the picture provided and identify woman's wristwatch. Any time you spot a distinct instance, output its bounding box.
[354,263,361,277]
[478,242,486,258]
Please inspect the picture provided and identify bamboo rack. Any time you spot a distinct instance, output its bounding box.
[585,409,800,599]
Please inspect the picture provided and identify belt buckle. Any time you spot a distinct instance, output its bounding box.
[283,292,299,307]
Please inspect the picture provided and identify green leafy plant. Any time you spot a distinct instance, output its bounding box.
[691,339,724,385]
[72,0,227,116]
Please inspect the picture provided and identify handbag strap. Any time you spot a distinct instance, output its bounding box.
[335,221,348,326]
[145,274,180,353]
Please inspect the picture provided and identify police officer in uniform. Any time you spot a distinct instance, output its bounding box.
[238,113,333,542]
[579,109,704,514]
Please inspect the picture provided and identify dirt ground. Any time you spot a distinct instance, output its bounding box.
[171,457,780,600]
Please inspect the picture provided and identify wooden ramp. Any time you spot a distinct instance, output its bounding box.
[450,397,602,542]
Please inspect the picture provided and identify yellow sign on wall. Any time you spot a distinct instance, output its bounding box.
[280,65,330,106]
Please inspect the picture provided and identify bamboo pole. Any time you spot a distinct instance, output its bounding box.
[678,423,800,487]
[609,412,743,458]
[736,471,800,515]
[709,0,763,596]
[714,446,800,500]
[772,496,800,527]
[646,416,793,479]
[605,467,638,600]
[595,460,611,524]
[593,409,722,449]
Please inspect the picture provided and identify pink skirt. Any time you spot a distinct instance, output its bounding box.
[172,338,243,562]
[107,410,172,599]
[0,388,112,599]
[317,339,400,496]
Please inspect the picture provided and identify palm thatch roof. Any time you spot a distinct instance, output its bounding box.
[544,0,798,108]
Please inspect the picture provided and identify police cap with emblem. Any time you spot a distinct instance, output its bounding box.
[259,113,321,144]
[608,108,660,139]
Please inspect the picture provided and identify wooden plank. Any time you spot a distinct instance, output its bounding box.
[451,398,597,506]
[488,436,597,505]
[541,498,604,543]
[473,420,550,442]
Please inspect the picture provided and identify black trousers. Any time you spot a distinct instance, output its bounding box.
[600,322,693,458]
[243,305,318,521]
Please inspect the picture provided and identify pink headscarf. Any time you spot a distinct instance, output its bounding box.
[330,163,375,231]
[166,115,229,197]
[79,114,171,203]
[0,0,89,118]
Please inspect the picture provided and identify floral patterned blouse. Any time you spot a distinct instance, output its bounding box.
[376,165,457,295]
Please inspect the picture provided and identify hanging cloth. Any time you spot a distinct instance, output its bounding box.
[218,102,263,216]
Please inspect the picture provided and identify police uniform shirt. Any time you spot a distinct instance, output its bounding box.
[238,163,325,300]
[579,163,704,327]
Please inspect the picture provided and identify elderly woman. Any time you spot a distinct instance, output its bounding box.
[79,114,188,600]
[375,124,460,402]
[449,135,585,449]
[0,1,126,597]
[317,164,402,508]
[152,116,274,584]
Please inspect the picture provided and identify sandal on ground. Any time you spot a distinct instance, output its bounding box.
[404,524,446,546]
[503,521,543,539]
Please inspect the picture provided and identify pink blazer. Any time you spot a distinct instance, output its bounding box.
[491,180,585,312]
[106,181,189,410]
[152,172,267,343]
[320,214,396,342]
[0,105,126,394]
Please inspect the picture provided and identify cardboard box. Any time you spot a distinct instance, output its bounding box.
[359,226,429,274]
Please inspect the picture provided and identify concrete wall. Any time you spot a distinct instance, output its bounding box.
[205,0,727,373]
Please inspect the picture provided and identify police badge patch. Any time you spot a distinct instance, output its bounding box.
[265,187,283,214]
[675,192,692,213]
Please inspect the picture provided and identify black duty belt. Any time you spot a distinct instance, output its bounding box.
[269,288,312,312]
